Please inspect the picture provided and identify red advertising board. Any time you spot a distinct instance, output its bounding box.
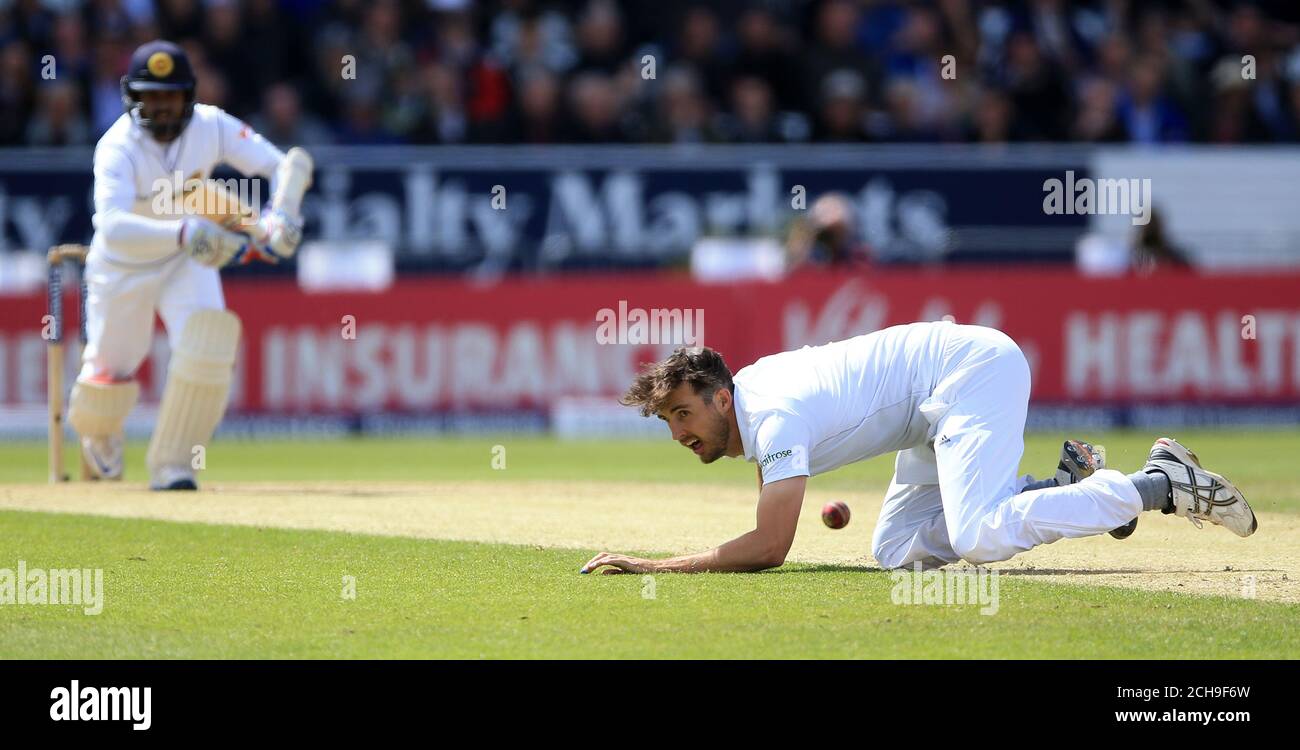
[2,269,1298,413]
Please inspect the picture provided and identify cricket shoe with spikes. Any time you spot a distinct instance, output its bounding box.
[1054,439,1137,540]
[1055,438,1105,485]
[1020,438,1100,489]
[81,434,124,480]
[1144,437,1257,537]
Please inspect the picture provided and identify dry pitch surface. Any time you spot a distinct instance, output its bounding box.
[2,476,1294,603]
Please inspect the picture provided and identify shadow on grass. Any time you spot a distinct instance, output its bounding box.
[763,564,887,574]
[995,567,1283,576]
[763,564,1285,576]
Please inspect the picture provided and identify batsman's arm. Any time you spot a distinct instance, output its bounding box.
[92,145,186,262]
[257,147,312,260]
[215,109,284,180]
[646,476,807,574]
[215,110,313,260]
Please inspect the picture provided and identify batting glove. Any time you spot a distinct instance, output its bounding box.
[179,217,252,268]
[254,208,304,261]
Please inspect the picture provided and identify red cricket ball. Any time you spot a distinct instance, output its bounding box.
[821,500,850,529]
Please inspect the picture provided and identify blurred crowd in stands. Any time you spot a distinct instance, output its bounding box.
[3,0,1300,148]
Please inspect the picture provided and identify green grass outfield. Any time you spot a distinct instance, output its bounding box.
[1,430,1297,658]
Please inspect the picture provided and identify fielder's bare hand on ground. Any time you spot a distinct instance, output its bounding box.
[69,40,312,491]
[581,553,656,575]
[583,322,1256,575]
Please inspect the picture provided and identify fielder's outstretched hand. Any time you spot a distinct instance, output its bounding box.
[580,552,655,575]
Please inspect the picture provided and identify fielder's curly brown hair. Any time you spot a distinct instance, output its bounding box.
[620,347,734,417]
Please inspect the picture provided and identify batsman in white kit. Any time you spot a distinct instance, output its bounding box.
[71,40,312,490]
[583,321,1258,574]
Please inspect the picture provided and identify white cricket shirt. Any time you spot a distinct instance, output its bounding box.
[732,321,956,485]
[91,103,284,266]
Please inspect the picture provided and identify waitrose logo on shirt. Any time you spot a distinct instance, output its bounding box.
[759,449,793,467]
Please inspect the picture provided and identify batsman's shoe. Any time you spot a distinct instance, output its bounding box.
[81,434,124,480]
[150,465,197,491]
[1144,437,1257,537]
[1056,439,1137,540]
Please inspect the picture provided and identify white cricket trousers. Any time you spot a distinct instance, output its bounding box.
[870,325,1143,569]
[80,250,226,380]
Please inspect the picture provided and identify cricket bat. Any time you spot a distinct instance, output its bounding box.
[184,179,259,232]
[183,179,278,264]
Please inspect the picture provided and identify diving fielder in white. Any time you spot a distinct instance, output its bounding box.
[583,321,1258,574]
[70,40,311,490]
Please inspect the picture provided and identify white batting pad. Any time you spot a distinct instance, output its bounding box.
[146,309,241,478]
[68,379,141,438]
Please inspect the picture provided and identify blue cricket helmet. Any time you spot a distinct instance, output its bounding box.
[120,40,197,140]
